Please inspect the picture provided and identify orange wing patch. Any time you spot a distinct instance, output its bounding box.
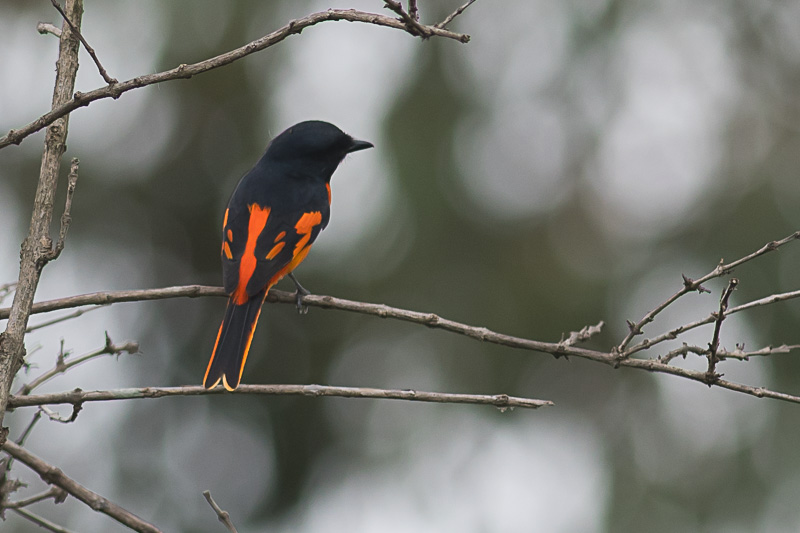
[274,231,286,243]
[293,211,322,258]
[326,183,331,204]
[264,211,322,289]
[268,244,312,289]
[223,208,229,229]
[266,241,285,260]
[222,241,233,260]
[231,204,271,305]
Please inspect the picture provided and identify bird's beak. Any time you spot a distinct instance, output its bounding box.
[348,138,374,153]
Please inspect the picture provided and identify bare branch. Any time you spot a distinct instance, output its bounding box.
[49,0,117,84]
[5,486,67,509]
[626,287,800,357]
[559,321,605,348]
[26,304,106,333]
[16,334,139,396]
[0,0,83,444]
[384,0,431,38]
[706,278,738,382]
[0,285,224,320]
[0,8,470,151]
[408,0,420,22]
[435,0,477,29]
[8,384,553,411]
[659,342,800,365]
[718,343,800,360]
[39,405,82,424]
[203,491,238,533]
[40,158,79,263]
[11,507,75,533]
[658,343,704,365]
[5,279,800,404]
[14,411,42,449]
[617,357,800,404]
[0,283,609,361]
[617,230,800,352]
[2,440,162,533]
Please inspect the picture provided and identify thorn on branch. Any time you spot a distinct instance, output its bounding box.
[626,319,640,335]
[682,274,710,294]
[704,370,723,386]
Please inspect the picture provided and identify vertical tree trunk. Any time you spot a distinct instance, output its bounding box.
[0,0,83,441]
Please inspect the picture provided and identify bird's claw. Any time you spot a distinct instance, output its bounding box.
[295,288,310,314]
[289,272,311,314]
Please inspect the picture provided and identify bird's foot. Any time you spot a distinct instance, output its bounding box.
[288,272,311,314]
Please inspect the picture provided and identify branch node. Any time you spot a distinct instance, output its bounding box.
[681,274,710,293]
[384,0,432,39]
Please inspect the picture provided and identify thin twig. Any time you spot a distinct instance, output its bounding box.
[626,287,800,357]
[435,0,477,29]
[706,278,738,382]
[8,384,553,410]
[659,343,705,365]
[15,411,42,448]
[559,321,604,347]
[39,404,82,424]
[0,285,225,320]
[2,440,162,533]
[0,8,470,150]
[203,491,238,533]
[49,0,117,84]
[11,507,76,533]
[5,486,67,509]
[42,158,79,262]
[408,0,419,22]
[38,158,78,263]
[16,334,139,396]
[26,304,105,332]
[384,0,431,37]
[717,343,800,360]
[617,230,800,353]
[2,409,42,473]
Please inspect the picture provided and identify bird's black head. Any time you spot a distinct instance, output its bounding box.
[264,121,373,179]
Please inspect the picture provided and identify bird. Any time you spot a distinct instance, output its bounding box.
[203,120,373,391]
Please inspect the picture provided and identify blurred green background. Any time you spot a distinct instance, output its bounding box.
[3,0,800,531]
